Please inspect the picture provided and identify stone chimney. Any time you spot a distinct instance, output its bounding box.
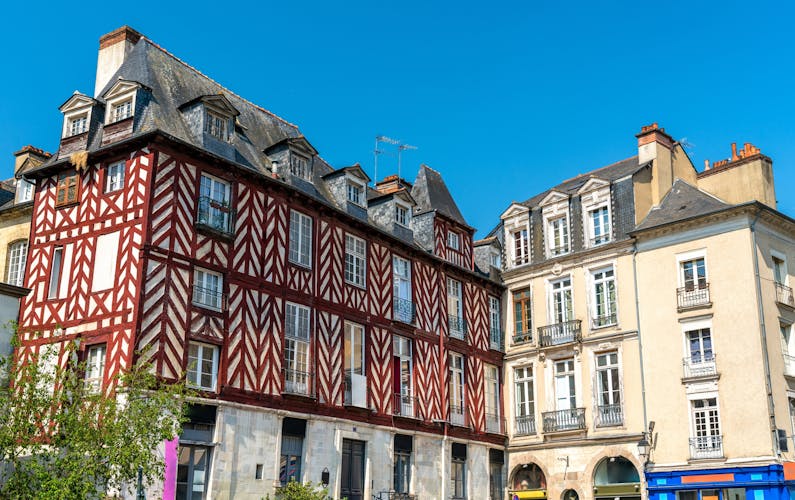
[697,141,775,208]
[375,174,413,195]
[13,145,51,177]
[636,122,674,164]
[94,26,142,97]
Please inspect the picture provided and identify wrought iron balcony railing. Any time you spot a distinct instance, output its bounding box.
[282,368,313,397]
[677,283,711,310]
[196,196,236,236]
[485,412,505,434]
[393,393,421,419]
[592,312,617,329]
[776,283,795,307]
[192,285,227,311]
[393,297,416,324]
[489,328,503,351]
[448,404,468,427]
[448,315,467,340]
[513,331,533,346]
[538,320,582,347]
[682,353,718,379]
[514,414,537,436]
[689,435,723,459]
[542,408,586,432]
[596,403,623,427]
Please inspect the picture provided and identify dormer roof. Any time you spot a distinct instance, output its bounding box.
[500,202,530,220]
[322,163,371,183]
[179,93,240,117]
[101,79,149,100]
[538,189,568,207]
[368,186,415,206]
[576,176,610,194]
[411,164,468,227]
[59,92,97,112]
[263,136,317,156]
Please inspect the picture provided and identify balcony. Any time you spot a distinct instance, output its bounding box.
[344,373,368,408]
[592,312,617,329]
[677,283,711,311]
[596,403,623,427]
[393,297,416,324]
[485,412,505,434]
[513,331,533,346]
[776,283,795,307]
[514,415,537,436]
[448,405,468,427]
[448,315,467,340]
[549,245,570,257]
[590,235,611,247]
[393,393,420,419]
[682,354,718,380]
[542,408,586,433]
[538,320,582,347]
[282,368,313,397]
[489,328,503,351]
[192,285,227,311]
[689,435,723,460]
[195,196,236,237]
[784,353,795,377]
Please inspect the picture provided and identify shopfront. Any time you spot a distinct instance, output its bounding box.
[646,464,795,500]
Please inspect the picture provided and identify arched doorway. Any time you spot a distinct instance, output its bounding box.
[593,456,641,500]
[509,463,547,499]
[562,489,579,500]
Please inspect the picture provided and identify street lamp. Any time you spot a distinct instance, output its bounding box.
[636,435,651,465]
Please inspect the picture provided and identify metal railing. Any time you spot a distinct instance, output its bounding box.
[689,435,723,459]
[677,283,711,310]
[489,328,503,351]
[192,285,226,310]
[448,315,467,340]
[196,196,236,236]
[393,393,420,419]
[448,405,468,427]
[776,283,795,307]
[592,312,617,328]
[373,492,417,500]
[596,403,623,427]
[514,414,537,436]
[513,331,533,345]
[542,408,586,432]
[485,412,504,434]
[393,297,416,324]
[538,320,582,347]
[784,353,795,377]
[590,235,611,247]
[682,353,718,379]
[282,368,313,397]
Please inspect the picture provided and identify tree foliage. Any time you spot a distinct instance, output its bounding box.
[266,480,332,500]
[0,335,191,500]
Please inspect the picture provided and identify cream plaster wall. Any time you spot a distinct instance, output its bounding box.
[0,211,31,284]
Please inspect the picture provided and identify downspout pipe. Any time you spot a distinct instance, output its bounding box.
[632,243,649,433]
[749,209,780,456]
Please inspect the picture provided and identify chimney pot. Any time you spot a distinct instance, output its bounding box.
[731,142,738,161]
[704,159,710,170]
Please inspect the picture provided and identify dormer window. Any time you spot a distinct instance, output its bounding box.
[447,231,460,251]
[548,216,570,256]
[347,181,364,206]
[16,179,34,203]
[395,203,410,227]
[539,190,570,259]
[60,92,96,139]
[290,154,311,181]
[69,114,88,136]
[578,178,612,248]
[205,110,228,140]
[111,100,132,122]
[102,80,143,125]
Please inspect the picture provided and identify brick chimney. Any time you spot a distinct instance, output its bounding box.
[636,122,674,164]
[375,174,413,195]
[94,26,142,97]
[697,141,775,208]
[13,145,51,176]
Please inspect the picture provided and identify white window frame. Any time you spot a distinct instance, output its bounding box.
[84,343,107,393]
[449,353,465,419]
[289,210,313,268]
[393,256,413,323]
[554,358,577,411]
[485,364,500,422]
[346,180,365,207]
[395,202,410,227]
[547,215,570,257]
[105,161,126,193]
[111,99,132,122]
[345,234,366,288]
[548,276,573,325]
[489,249,501,269]
[677,250,708,289]
[344,321,365,377]
[447,277,464,338]
[590,266,617,328]
[594,351,622,426]
[393,335,413,406]
[289,154,311,180]
[284,302,311,395]
[67,112,88,137]
[489,296,501,348]
[48,246,64,299]
[772,250,788,286]
[514,366,535,425]
[198,173,232,233]
[512,228,529,267]
[587,205,612,246]
[187,341,219,391]
[16,179,34,203]
[688,394,722,458]
[447,231,460,251]
[192,267,223,311]
[6,240,27,287]
[204,108,229,140]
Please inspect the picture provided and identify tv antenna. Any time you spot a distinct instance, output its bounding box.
[373,135,418,182]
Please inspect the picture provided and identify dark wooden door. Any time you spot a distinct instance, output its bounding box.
[341,439,365,500]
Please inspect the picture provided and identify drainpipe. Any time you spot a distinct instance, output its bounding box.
[749,209,780,455]
[632,243,649,431]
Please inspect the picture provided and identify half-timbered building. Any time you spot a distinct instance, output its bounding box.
[16,26,505,500]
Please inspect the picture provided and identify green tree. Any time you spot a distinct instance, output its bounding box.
[266,480,332,500]
[0,335,191,500]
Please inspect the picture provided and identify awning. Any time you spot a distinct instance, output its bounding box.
[594,483,641,497]
[510,490,547,499]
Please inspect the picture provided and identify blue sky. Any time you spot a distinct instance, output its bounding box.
[1,1,793,236]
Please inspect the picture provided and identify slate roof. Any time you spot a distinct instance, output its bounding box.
[0,181,18,212]
[411,164,468,227]
[634,179,731,231]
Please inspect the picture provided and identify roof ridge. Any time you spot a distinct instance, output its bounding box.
[141,37,299,130]
[559,155,639,184]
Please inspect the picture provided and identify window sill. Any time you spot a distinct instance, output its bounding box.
[590,322,618,331]
[55,201,80,210]
[105,116,134,127]
[192,301,223,313]
[288,259,312,271]
[345,280,367,290]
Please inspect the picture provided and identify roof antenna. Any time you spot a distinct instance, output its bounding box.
[374,135,399,185]
[397,143,418,180]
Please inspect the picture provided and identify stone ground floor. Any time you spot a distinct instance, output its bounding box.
[137,400,506,500]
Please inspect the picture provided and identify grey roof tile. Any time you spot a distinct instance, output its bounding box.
[635,179,730,231]
[411,164,468,226]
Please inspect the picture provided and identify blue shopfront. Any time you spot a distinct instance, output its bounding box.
[646,464,795,500]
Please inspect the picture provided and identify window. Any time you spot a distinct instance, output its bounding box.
[686,328,713,364]
[691,398,722,458]
[782,324,795,375]
[393,336,414,417]
[16,179,34,203]
[197,174,232,234]
[548,216,569,256]
[289,154,311,180]
[550,277,573,325]
[447,231,460,251]
[344,321,366,407]
[595,352,622,426]
[344,234,366,287]
[284,303,311,395]
[105,161,125,193]
[393,435,412,494]
[204,109,227,140]
[289,210,312,268]
[48,246,63,299]
[681,257,707,291]
[449,353,465,425]
[490,249,501,269]
[393,256,413,323]
[187,342,219,391]
[55,171,79,207]
[774,255,787,285]
[280,434,304,485]
[395,203,410,226]
[176,444,211,500]
[111,99,132,122]
[489,296,501,349]
[447,277,464,338]
[489,452,504,500]
[554,359,576,410]
[68,114,88,136]
[592,267,617,328]
[451,444,467,499]
[513,290,532,343]
[512,229,529,266]
[514,366,535,435]
[346,181,364,206]
[485,364,500,432]
[84,344,106,393]
[588,206,611,246]
[192,268,223,310]
[6,240,27,287]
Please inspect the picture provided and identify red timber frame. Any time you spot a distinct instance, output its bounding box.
[17,134,505,446]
